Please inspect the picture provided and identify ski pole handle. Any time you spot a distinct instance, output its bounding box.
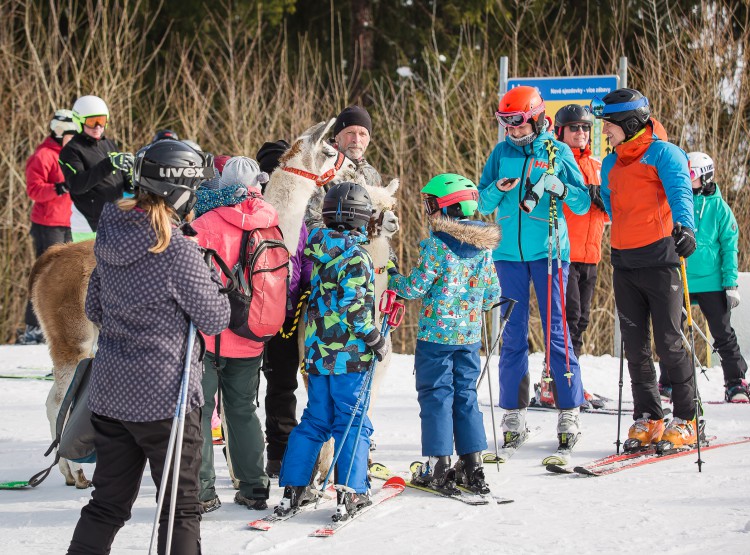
[387,301,405,328]
[379,289,397,315]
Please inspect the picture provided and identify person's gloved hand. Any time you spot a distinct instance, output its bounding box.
[519,177,546,213]
[588,184,606,212]
[108,152,135,173]
[671,223,696,258]
[54,182,69,195]
[725,287,741,310]
[540,173,568,200]
[365,332,391,362]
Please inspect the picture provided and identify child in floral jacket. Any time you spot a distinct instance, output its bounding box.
[390,173,501,495]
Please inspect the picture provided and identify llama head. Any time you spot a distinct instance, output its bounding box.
[279,119,357,185]
[365,178,400,239]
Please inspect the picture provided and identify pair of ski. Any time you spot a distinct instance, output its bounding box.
[369,462,513,506]
[247,478,406,537]
[545,436,750,476]
[481,426,577,466]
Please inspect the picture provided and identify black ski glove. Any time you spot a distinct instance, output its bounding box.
[365,332,391,362]
[672,223,696,258]
[587,185,606,212]
[108,152,135,173]
[54,181,69,195]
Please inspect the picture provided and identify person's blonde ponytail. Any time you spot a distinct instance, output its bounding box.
[118,191,180,253]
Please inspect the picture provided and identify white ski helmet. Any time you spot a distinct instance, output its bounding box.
[71,95,110,133]
[687,151,714,185]
[49,109,76,138]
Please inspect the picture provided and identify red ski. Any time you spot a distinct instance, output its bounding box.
[573,436,750,476]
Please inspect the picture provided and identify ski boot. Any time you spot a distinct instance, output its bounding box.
[533,379,556,408]
[624,414,665,452]
[411,456,459,493]
[332,489,371,522]
[16,325,44,345]
[657,417,705,453]
[274,485,316,516]
[500,408,529,449]
[582,390,606,410]
[556,408,581,451]
[453,452,490,495]
[725,380,750,404]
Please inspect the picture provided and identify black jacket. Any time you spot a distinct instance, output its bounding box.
[58,132,130,231]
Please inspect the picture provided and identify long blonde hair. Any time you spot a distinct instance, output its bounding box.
[118,191,182,254]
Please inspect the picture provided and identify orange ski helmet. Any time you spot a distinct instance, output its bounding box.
[496,86,546,134]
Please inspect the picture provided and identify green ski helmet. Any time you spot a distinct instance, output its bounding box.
[421,173,479,218]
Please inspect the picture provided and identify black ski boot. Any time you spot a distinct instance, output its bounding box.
[412,456,458,492]
[454,452,490,495]
[274,485,316,516]
[333,489,372,521]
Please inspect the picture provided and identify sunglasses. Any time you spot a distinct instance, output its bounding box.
[495,101,546,128]
[83,115,108,128]
[567,124,591,132]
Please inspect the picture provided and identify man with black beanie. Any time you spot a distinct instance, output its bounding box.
[332,105,382,188]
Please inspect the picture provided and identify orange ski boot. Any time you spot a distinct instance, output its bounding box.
[624,417,665,451]
[660,417,699,447]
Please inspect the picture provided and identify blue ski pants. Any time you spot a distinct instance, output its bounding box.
[414,340,487,457]
[279,371,372,493]
[494,259,584,410]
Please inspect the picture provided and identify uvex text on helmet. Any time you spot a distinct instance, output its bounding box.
[554,104,594,140]
[322,181,373,230]
[133,141,216,218]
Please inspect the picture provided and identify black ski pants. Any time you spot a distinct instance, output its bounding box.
[68,410,203,555]
[565,262,598,358]
[659,291,748,386]
[264,317,301,462]
[25,223,72,327]
[613,266,696,421]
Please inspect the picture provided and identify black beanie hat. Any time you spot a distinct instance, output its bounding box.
[333,106,372,137]
[256,139,291,176]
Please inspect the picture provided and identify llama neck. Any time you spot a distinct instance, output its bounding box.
[264,173,317,255]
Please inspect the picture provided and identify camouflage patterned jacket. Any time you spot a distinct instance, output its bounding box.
[389,217,501,345]
[304,226,379,375]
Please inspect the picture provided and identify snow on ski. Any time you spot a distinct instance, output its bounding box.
[482,426,543,464]
[247,485,335,531]
[573,436,750,476]
[308,477,406,537]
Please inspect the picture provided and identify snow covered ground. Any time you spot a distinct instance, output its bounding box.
[1,344,748,554]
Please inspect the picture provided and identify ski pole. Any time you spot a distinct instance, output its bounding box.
[544,196,554,387]
[679,329,710,381]
[679,256,703,472]
[149,322,196,555]
[615,335,625,455]
[682,306,721,364]
[342,300,405,489]
[477,297,517,389]
[481,312,501,472]
[551,198,573,385]
[317,290,401,501]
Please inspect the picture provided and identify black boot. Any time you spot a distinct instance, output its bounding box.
[333,490,372,521]
[412,456,457,490]
[274,485,315,516]
[454,452,490,495]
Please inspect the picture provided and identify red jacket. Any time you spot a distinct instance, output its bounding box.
[191,193,279,358]
[562,146,608,263]
[25,136,72,227]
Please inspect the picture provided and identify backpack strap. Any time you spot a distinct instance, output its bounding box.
[236,229,252,294]
[27,358,94,487]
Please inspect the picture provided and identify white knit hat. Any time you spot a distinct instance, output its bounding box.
[219,156,269,190]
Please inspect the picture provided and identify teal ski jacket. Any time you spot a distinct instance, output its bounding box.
[477,129,590,262]
[686,184,739,293]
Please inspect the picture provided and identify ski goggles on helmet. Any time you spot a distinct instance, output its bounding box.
[422,189,478,215]
[495,101,546,128]
[590,96,649,118]
[83,115,108,128]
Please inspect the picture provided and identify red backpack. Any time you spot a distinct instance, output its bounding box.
[226,226,290,343]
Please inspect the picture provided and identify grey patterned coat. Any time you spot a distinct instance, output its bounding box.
[86,203,230,422]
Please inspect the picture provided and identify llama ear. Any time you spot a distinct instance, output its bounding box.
[306,119,335,146]
[386,178,400,195]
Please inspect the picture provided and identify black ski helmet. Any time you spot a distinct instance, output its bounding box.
[322,181,373,230]
[133,140,216,218]
[554,104,594,140]
[595,88,651,140]
[152,129,180,142]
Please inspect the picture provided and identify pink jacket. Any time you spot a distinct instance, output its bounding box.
[192,191,279,358]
